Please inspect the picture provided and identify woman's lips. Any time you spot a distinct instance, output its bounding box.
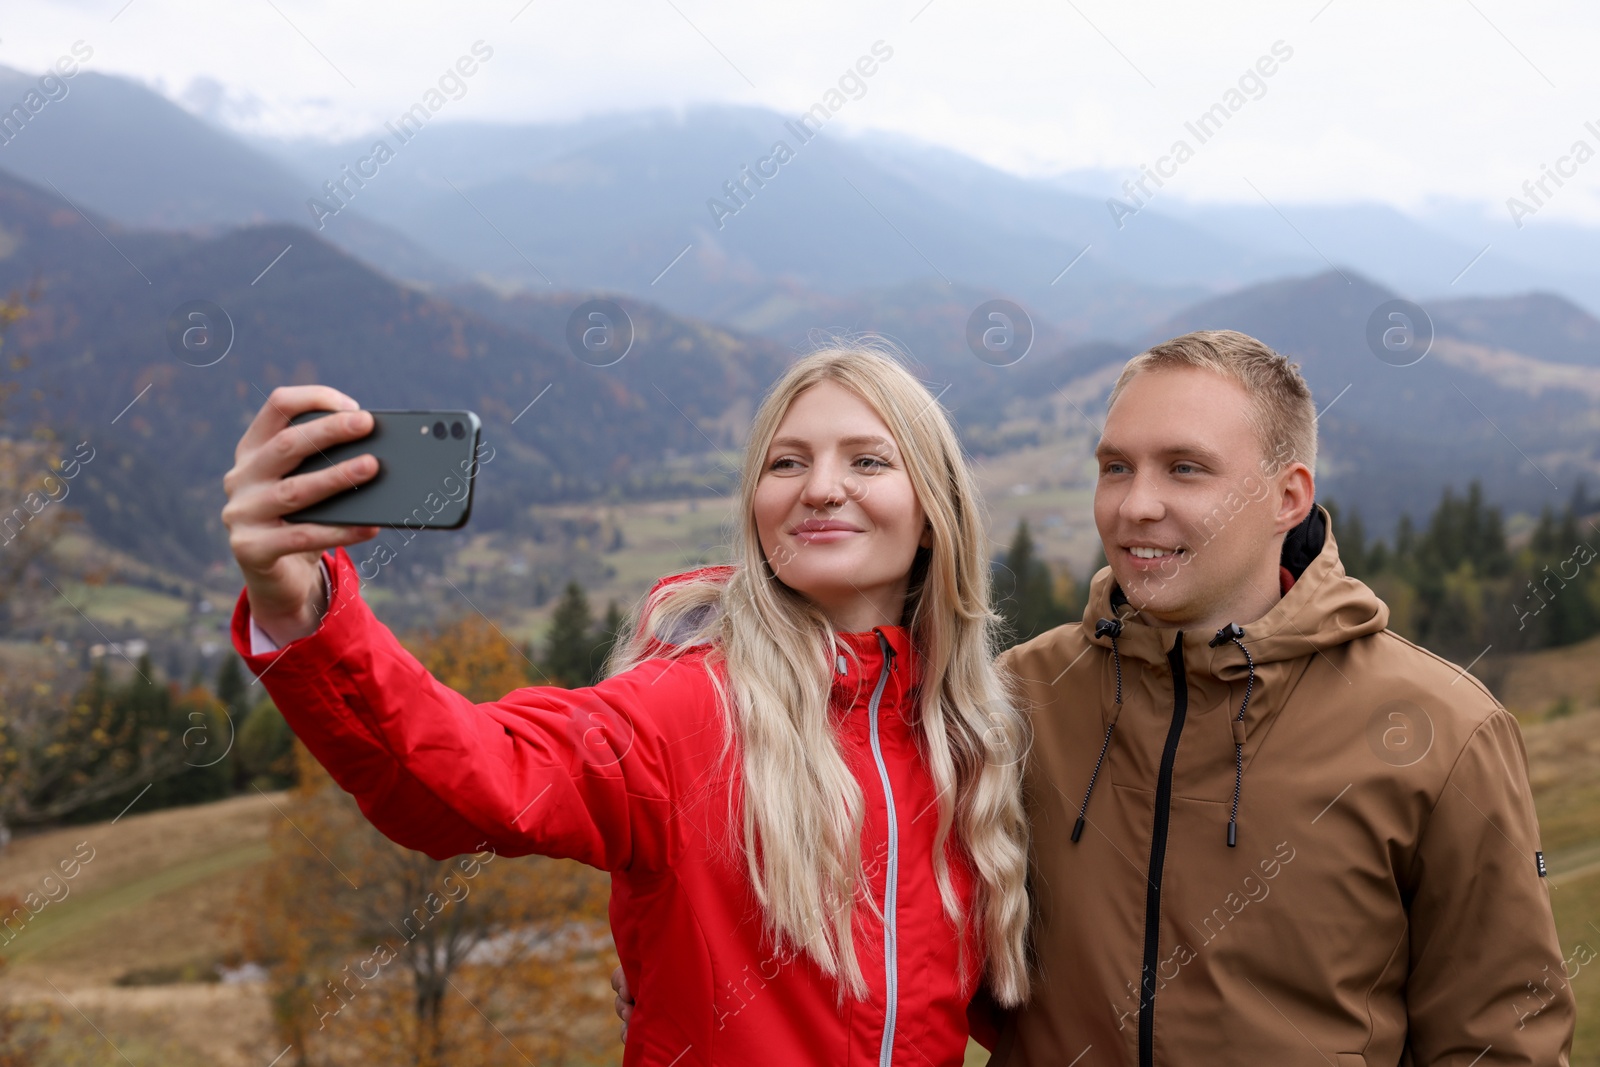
[794,529,860,544]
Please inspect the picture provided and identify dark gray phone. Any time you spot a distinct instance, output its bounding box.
[283,410,482,529]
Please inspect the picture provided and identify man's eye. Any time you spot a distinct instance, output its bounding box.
[1174,463,1199,475]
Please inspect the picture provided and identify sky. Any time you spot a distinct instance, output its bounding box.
[6,0,1600,224]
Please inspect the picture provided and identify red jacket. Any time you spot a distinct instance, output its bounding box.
[231,547,983,1066]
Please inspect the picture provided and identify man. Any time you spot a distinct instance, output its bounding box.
[617,330,1573,1065]
[986,330,1571,1065]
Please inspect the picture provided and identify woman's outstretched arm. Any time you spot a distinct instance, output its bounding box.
[231,544,685,872]
[222,384,684,872]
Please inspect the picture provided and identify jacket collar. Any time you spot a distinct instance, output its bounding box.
[832,624,918,685]
[830,625,921,727]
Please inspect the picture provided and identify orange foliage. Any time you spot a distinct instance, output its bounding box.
[400,613,533,703]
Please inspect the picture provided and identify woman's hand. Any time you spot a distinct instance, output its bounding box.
[222,385,381,645]
[611,965,634,1043]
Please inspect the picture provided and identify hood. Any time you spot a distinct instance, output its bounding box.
[640,565,735,652]
[645,565,736,604]
[1083,503,1388,677]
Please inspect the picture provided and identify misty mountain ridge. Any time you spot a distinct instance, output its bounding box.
[0,65,1595,569]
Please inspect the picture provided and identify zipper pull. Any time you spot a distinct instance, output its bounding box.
[872,627,900,673]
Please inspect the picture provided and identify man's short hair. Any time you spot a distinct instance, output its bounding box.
[1106,329,1317,475]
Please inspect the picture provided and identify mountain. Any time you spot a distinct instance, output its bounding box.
[1431,292,1600,368]
[6,65,1599,563]
[449,275,1127,454]
[1107,191,1600,320]
[840,130,1312,291]
[20,63,1600,345]
[258,106,1221,340]
[0,169,795,566]
[0,67,458,285]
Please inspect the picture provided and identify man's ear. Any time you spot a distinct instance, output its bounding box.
[1274,462,1316,534]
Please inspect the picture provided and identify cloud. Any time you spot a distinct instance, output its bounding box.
[1,0,1596,221]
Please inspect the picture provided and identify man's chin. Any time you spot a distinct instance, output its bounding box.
[1113,572,1195,623]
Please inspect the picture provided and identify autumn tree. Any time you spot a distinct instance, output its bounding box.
[0,655,219,848]
[0,295,70,638]
[0,295,209,847]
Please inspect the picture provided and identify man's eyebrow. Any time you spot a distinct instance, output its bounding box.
[1094,440,1226,464]
[768,434,895,452]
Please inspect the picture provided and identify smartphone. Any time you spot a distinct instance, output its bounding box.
[282,410,482,529]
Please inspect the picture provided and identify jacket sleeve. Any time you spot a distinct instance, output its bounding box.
[1403,708,1575,1064]
[229,546,687,873]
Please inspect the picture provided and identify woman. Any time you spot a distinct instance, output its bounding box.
[223,345,1031,1065]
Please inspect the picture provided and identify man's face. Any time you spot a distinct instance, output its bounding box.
[1093,366,1310,629]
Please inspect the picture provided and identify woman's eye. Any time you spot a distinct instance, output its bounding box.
[769,458,798,471]
[857,456,889,470]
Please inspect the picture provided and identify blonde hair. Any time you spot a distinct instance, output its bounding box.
[605,341,1032,1005]
[1108,329,1317,474]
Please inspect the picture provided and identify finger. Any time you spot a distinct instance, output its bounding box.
[225,452,378,531]
[239,385,361,456]
[610,967,624,994]
[270,452,380,520]
[254,410,376,484]
[620,1022,627,1045]
[231,520,380,574]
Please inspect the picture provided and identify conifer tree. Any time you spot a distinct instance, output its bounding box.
[542,582,596,687]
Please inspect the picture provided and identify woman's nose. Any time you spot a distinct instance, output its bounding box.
[799,459,851,510]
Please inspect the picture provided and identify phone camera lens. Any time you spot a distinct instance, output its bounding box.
[432,420,447,440]
[450,421,465,439]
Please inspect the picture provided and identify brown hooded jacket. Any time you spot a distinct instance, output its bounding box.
[993,505,1573,1066]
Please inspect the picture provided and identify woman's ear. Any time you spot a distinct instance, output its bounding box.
[918,521,933,549]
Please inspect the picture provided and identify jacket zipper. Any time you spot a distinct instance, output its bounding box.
[1139,634,1187,1067]
[866,630,900,1067]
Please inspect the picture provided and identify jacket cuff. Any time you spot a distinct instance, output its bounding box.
[230,549,362,677]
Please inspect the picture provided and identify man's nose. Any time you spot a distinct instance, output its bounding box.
[1120,469,1164,523]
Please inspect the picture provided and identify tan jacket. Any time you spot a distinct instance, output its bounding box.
[996,506,1573,1066]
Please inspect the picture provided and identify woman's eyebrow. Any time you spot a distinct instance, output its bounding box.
[769,434,895,451]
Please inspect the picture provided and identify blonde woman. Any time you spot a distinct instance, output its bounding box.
[223,346,1031,1066]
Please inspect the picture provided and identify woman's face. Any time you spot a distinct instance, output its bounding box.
[753,381,931,633]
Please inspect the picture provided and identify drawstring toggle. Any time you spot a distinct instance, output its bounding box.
[1209,624,1255,848]
[1073,619,1126,843]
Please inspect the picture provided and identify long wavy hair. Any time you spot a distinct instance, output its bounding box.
[604,342,1031,1005]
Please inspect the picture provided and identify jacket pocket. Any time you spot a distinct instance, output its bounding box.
[1336,1055,1365,1067]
